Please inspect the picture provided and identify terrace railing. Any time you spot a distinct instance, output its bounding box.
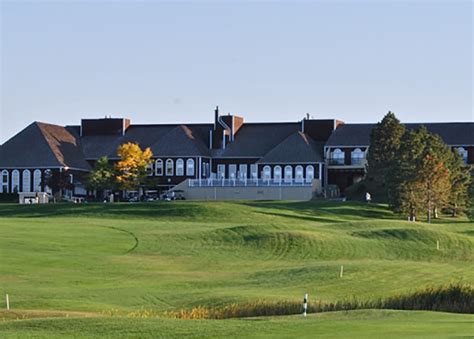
[188,178,312,187]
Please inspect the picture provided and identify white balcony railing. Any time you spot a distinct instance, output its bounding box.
[188,178,312,188]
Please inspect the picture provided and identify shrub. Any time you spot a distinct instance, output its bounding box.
[162,283,473,320]
[0,193,18,203]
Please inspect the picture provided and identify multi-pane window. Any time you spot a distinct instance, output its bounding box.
[250,164,258,179]
[331,149,345,165]
[33,169,42,192]
[166,159,174,176]
[351,148,365,165]
[306,165,314,183]
[456,147,468,164]
[22,170,31,192]
[12,170,20,192]
[155,159,163,176]
[263,166,271,180]
[228,164,237,179]
[284,165,292,182]
[295,165,304,182]
[1,170,8,193]
[187,159,195,176]
[273,166,282,182]
[146,163,154,176]
[239,164,247,179]
[176,159,184,176]
[217,164,225,179]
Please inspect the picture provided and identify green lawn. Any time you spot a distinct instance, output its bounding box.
[0,200,472,337]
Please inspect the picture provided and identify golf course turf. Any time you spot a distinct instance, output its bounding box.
[0,200,472,337]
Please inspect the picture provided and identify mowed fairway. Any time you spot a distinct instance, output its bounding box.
[0,201,473,337]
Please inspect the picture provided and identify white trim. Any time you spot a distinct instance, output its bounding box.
[257,161,325,165]
[209,130,213,149]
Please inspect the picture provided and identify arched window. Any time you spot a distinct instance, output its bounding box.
[1,170,9,193]
[263,166,271,181]
[187,159,195,176]
[456,147,468,164]
[295,165,304,182]
[176,159,184,176]
[331,148,345,165]
[351,148,364,165]
[165,159,174,176]
[284,165,293,182]
[306,165,314,183]
[22,169,31,192]
[12,170,20,193]
[146,163,154,176]
[33,170,42,192]
[273,166,282,182]
[155,159,163,176]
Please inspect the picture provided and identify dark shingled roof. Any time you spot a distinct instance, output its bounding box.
[258,132,324,164]
[0,122,90,170]
[218,123,300,158]
[80,124,212,159]
[150,125,210,157]
[326,122,474,147]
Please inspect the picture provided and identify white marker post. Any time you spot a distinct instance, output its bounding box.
[303,293,308,317]
[436,240,440,251]
[340,265,344,278]
[6,294,9,310]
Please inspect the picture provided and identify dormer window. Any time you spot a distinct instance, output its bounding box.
[351,148,365,165]
[456,147,468,164]
[331,148,345,165]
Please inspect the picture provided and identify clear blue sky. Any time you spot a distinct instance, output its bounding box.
[1,0,472,144]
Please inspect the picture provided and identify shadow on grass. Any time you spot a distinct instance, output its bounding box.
[0,202,209,219]
[241,200,395,222]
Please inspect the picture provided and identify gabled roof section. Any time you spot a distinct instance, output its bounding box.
[0,122,90,170]
[218,123,300,158]
[325,122,474,147]
[150,125,210,157]
[258,131,324,164]
[80,124,212,159]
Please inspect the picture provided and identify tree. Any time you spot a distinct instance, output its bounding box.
[86,156,116,198]
[389,127,458,222]
[366,111,405,201]
[389,128,425,220]
[115,142,153,194]
[447,152,472,217]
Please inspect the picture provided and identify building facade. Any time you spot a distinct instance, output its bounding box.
[1,107,473,199]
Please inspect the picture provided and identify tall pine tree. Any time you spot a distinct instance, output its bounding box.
[366,111,405,201]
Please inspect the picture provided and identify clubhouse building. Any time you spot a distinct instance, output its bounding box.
[0,108,473,200]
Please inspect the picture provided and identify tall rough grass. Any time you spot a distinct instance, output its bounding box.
[162,283,473,320]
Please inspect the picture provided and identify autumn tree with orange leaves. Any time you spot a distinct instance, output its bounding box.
[115,142,153,193]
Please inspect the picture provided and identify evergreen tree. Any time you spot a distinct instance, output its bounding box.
[366,111,405,201]
[389,129,425,220]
